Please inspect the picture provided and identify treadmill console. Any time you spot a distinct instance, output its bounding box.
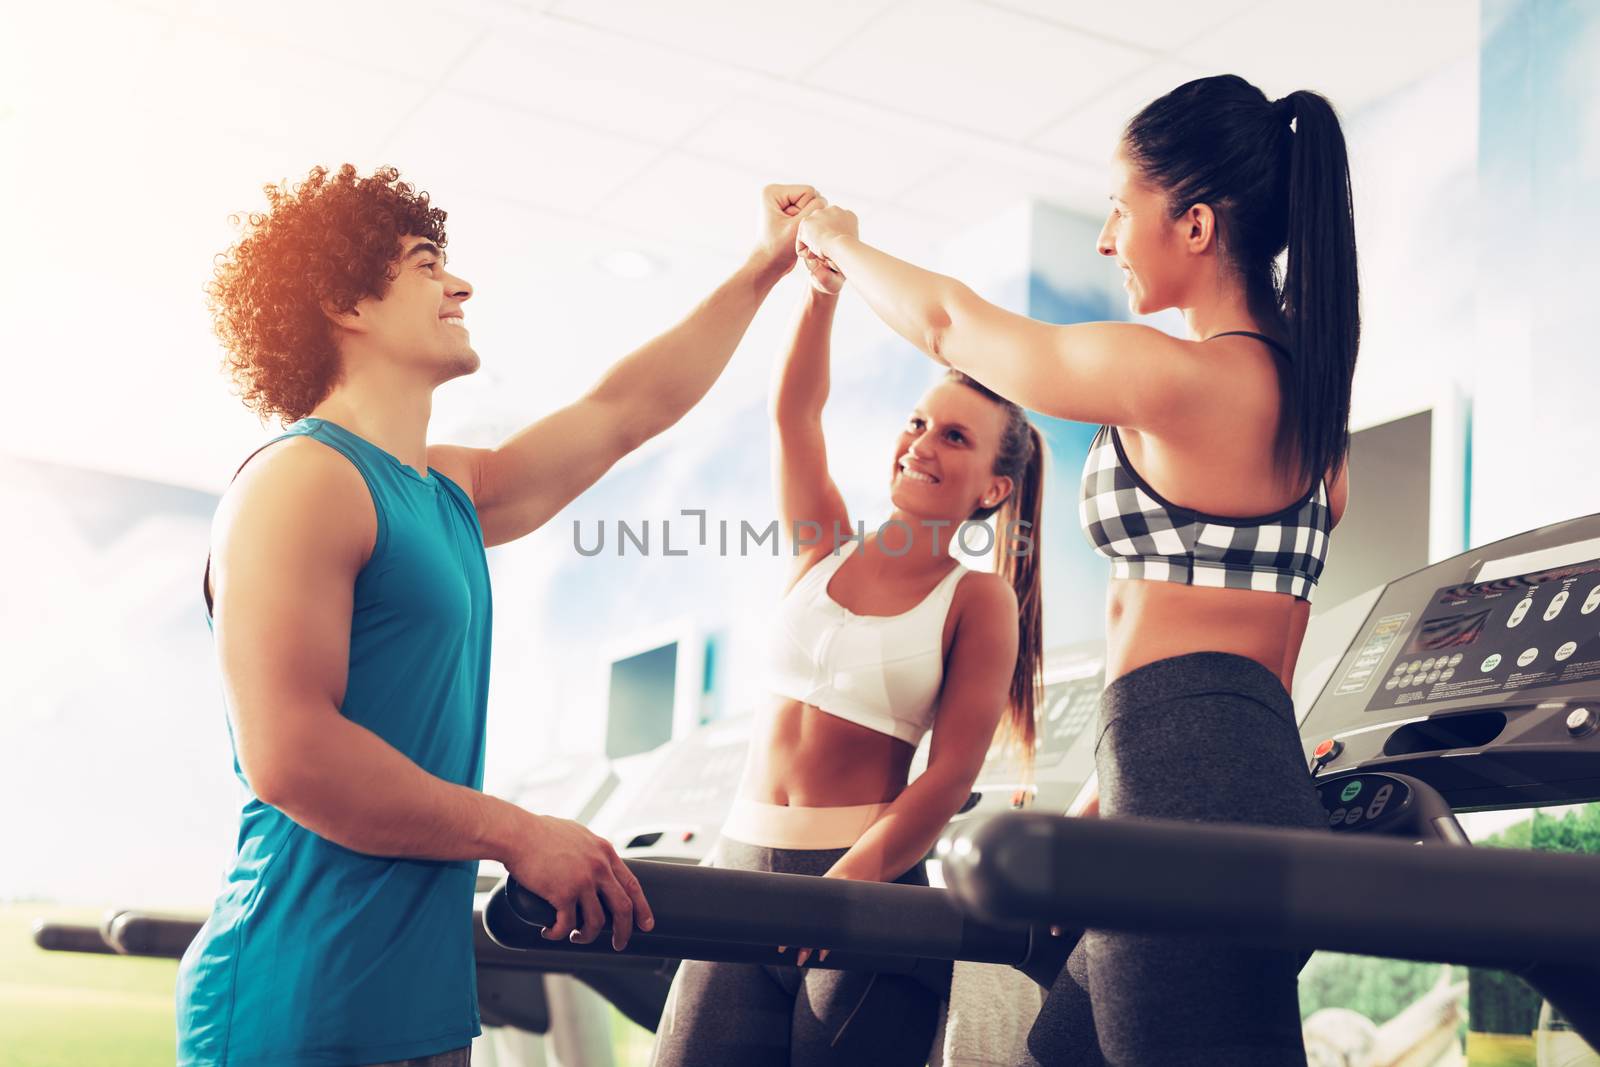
[946,643,1104,825]
[1301,514,1600,809]
[606,716,751,863]
[1310,770,1467,844]
[509,759,618,825]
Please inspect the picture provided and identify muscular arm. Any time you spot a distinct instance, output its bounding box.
[211,440,528,860]
[802,222,1207,432]
[430,185,824,548]
[825,575,1020,884]
[210,440,651,945]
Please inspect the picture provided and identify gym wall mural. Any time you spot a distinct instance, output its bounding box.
[0,455,237,907]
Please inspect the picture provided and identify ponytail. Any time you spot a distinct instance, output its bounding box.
[1124,75,1361,493]
[995,424,1044,781]
[1279,90,1360,490]
[947,370,1044,781]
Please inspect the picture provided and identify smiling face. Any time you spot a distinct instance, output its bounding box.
[1096,146,1192,316]
[346,235,478,383]
[889,378,1014,520]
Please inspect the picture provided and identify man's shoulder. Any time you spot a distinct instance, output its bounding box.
[213,435,376,557]
[224,434,365,504]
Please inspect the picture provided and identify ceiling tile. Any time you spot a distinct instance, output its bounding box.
[803,0,1151,141]
[545,0,898,80]
[183,0,487,78]
[1181,0,1477,115]
[979,0,1262,51]
[445,17,732,144]
[148,23,433,161]
[382,90,662,214]
[1029,60,1211,162]
[678,98,958,203]
[590,150,777,254]
[898,154,1105,219]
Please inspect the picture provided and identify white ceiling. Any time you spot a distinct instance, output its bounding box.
[0,0,1477,491]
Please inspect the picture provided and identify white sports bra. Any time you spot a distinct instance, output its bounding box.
[764,539,972,746]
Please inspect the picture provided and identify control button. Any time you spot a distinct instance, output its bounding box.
[1584,585,1600,615]
[1568,707,1598,738]
[1421,657,1437,672]
[1426,670,1441,684]
[1544,591,1570,621]
[1441,669,1456,682]
[1449,653,1464,667]
[1313,738,1341,761]
[1340,780,1363,803]
[1329,807,1348,826]
[1385,677,1400,690]
[1481,653,1502,672]
[1555,641,1577,663]
[1366,783,1394,820]
[680,831,696,843]
[1508,598,1534,627]
[1518,647,1540,668]
[1344,807,1363,825]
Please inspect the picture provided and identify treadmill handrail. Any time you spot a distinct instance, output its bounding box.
[940,813,1600,969]
[32,921,118,955]
[73,909,667,975]
[489,858,1032,965]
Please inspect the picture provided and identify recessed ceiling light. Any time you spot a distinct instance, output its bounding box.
[597,248,662,280]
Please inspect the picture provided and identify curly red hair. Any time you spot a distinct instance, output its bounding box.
[207,164,449,423]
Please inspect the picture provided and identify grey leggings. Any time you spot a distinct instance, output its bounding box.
[650,840,952,1067]
[1027,652,1326,1067]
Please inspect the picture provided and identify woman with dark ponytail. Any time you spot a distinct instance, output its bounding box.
[652,236,1046,1066]
[797,74,1356,1065]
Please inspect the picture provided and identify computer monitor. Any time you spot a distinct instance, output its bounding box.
[603,622,704,760]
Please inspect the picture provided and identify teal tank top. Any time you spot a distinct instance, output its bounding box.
[177,418,494,1066]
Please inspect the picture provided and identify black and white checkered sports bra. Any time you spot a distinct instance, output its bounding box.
[1078,331,1333,603]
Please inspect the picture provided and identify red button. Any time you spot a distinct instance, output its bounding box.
[1313,739,1338,759]
[680,831,695,843]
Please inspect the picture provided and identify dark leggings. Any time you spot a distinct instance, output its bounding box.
[649,840,952,1067]
[1027,652,1327,1067]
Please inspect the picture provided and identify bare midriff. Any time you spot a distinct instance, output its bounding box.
[739,696,916,807]
[1105,578,1311,691]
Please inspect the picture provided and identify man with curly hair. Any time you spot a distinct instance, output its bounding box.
[179,164,826,1066]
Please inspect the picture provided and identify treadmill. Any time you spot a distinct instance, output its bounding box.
[480,645,1110,993]
[491,645,1104,1016]
[937,513,1600,1047]
[480,517,1600,1051]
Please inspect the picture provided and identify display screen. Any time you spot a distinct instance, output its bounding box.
[605,641,678,759]
[1363,558,1600,713]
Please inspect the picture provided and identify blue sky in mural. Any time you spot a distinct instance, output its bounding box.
[0,457,238,905]
[1028,273,1121,651]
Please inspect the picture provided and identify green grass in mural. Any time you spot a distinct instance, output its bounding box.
[0,903,179,1067]
[1466,1030,1537,1067]
[5,902,666,1066]
[610,1010,657,1066]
